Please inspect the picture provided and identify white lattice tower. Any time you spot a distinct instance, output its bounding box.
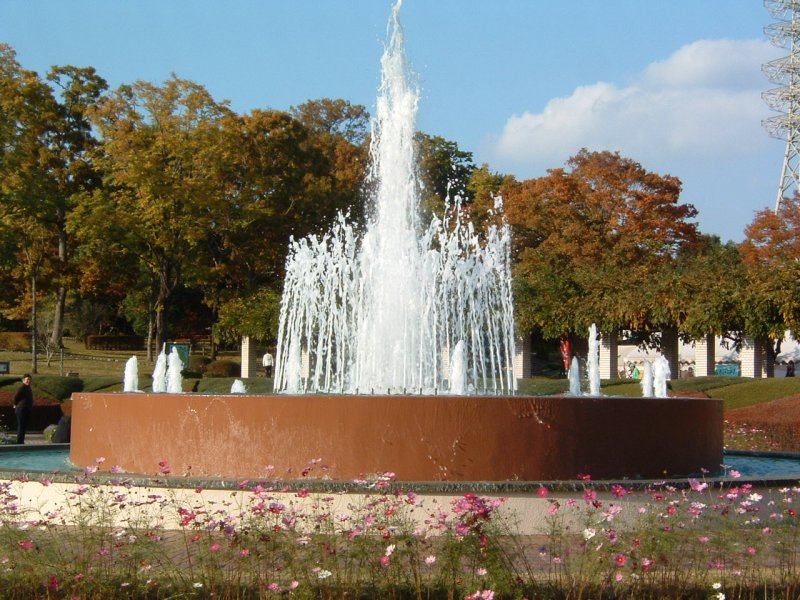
[764,0,800,212]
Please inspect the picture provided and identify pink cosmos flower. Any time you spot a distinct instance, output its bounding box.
[158,461,171,475]
[239,549,250,557]
[747,546,757,556]
[614,554,626,566]
[611,484,628,498]
[380,555,391,567]
[209,543,221,552]
[689,478,708,492]
[18,540,34,550]
[537,486,548,498]
[268,582,280,592]
[425,555,436,565]
[290,581,299,589]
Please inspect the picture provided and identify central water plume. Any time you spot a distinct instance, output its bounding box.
[274,1,516,395]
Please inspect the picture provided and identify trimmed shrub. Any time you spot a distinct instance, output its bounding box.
[81,376,123,393]
[0,332,31,351]
[203,360,240,378]
[185,355,212,378]
[34,375,84,402]
[85,335,144,350]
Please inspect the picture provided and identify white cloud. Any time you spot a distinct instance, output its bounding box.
[490,39,780,172]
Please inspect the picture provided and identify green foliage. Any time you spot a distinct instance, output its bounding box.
[203,360,240,378]
[415,133,475,219]
[216,286,281,344]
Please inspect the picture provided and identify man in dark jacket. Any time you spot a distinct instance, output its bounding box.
[13,374,33,444]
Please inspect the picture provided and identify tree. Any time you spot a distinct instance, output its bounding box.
[75,76,230,355]
[0,45,107,352]
[415,133,476,219]
[673,235,746,340]
[740,194,800,341]
[197,102,372,356]
[466,164,516,229]
[504,149,699,341]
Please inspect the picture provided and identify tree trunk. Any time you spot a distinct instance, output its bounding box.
[154,277,170,356]
[30,274,38,374]
[49,222,68,349]
[146,301,154,363]
[50,286,67,349]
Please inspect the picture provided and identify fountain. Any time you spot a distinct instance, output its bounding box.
[166,348,183,394]
[152,346,167,393]
[568,356,582,396]
[123,356,139,392]
[273,1,515,396]
[69,0,723,482]
[641,361,655,398]
[654,355,671,398]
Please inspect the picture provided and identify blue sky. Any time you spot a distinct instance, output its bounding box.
[0,0,783,242]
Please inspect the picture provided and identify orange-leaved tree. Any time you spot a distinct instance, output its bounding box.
[504,149,699,341]
[740,194,800,341]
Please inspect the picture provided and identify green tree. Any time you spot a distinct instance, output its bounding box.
[415,133,475,219]
[673,235,746,340]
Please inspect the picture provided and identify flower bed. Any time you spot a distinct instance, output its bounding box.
[1,463,799,599]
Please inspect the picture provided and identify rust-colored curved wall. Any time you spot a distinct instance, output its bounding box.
[71,393,723,481]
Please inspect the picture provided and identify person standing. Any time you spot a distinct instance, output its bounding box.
[13,374,33,444]
[262,352,274,378]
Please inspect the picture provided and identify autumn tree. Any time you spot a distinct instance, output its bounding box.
[740,194,800,341]
[0,46,107,352]
[466,164,516,229]
[74,76,230,355]
[504,149,699,342]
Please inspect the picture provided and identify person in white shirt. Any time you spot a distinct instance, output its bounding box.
[262,352,274,377]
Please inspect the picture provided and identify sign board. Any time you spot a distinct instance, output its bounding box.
[0,361,9,374]
[166,342,190,369]
[714,363,740,377]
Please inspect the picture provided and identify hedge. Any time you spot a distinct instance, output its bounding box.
[0,332,31,351]
[85,335,144,351]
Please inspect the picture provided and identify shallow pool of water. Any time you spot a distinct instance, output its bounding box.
[1,447,799,481]
[0,446,74,472]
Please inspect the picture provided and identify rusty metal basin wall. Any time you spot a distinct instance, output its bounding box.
[70,393,723,481]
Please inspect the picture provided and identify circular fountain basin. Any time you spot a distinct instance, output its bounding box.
[70,392,722,481]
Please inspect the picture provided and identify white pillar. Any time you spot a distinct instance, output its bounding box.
[740,336,763,379]
[240,336,257,379]
[694,334,715,377]
[598,331,618,380]
[515,336,531,379]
